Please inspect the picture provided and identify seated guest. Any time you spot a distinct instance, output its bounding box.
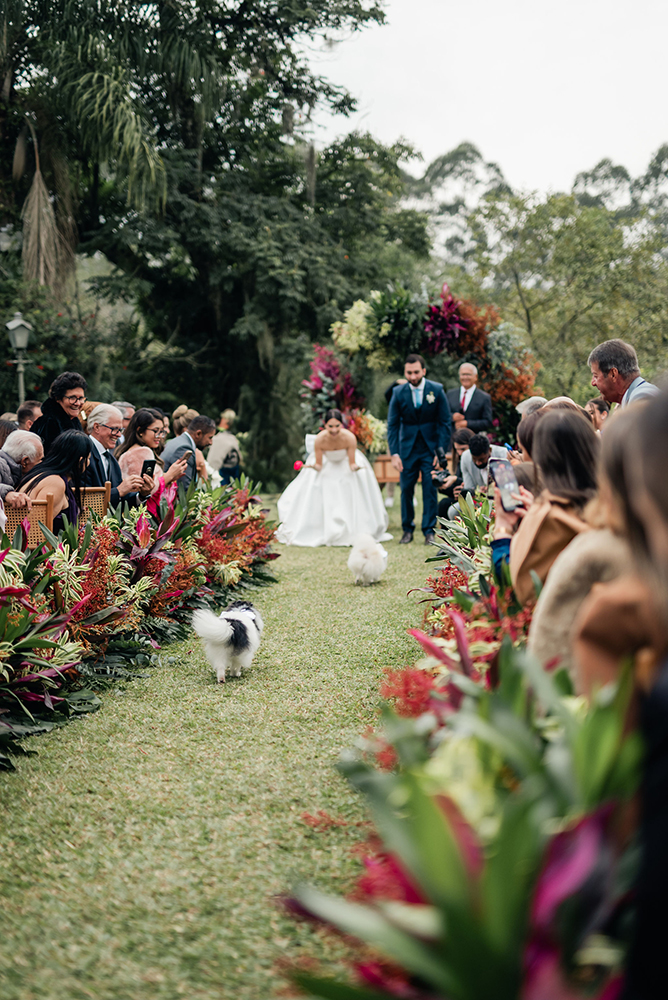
[84,404,154,509]
[516,396,547,417]
[171,404,199,436]
[170,405,210,481]
[111,400,135,432]
[528,412,633,675]
[447,363,494,433]
[513,461,539,493]
[0,418,17,450]
[0,430,43,508]
[460,433,509,493]
[515,408,545,463]
[573,405,668,697]
[608,390,668,997]
[208,409,242,485]
[116,408,189,493]
[492,408,599,605]
[150,409,169,455]
[32,372,87,454]
[161,415,215,490]
[17,400,42,431]
[584,396,610,432]
[432,427,474,519]
[17,429,91,531]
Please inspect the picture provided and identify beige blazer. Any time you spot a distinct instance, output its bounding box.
[510,491,589,606]
[528,529,630,673]
[574,574,667,697]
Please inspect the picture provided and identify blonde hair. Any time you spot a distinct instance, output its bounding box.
[172,404,199,435]
[219,408,236,424]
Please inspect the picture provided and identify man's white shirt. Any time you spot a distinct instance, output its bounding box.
[90,434,111,474]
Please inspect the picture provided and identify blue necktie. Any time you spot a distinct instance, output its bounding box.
[413,384,423,408]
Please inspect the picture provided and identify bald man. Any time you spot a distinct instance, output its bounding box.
[446,363,493,434]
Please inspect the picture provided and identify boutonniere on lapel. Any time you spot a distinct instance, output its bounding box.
[426,392,435,404]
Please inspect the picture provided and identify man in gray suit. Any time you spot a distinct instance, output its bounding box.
[588,340,659,408]
[161,414,215,489]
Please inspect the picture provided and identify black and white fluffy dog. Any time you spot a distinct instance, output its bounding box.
[191,601,264,683]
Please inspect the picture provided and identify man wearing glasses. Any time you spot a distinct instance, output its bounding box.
[84,404,154,507]
[31,371,89,454]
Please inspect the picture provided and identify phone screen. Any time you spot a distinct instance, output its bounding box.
[141,459,157,478]
[489,459,521,512]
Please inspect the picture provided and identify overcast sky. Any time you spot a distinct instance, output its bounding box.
[305,0,667,193]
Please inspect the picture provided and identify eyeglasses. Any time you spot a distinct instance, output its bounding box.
[101,424,123,436]
[63,395,87,405]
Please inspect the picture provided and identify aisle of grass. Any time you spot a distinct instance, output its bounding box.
[0,499,432,1000]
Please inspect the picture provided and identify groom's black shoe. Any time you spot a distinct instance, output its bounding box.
[424,533,436,545]
[399,531,414,544]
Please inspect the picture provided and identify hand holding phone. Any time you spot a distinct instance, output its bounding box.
[489,459,522,513]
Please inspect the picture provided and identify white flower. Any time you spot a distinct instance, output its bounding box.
[426,392,435,404]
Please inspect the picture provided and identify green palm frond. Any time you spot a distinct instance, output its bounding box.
[62,66,166,207]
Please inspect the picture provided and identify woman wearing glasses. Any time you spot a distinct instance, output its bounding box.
[116,408,189,511]
[31,372,88,455]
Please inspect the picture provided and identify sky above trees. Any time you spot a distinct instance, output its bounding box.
[308,0,668,192]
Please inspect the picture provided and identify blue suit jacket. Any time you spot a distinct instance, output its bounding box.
[387,379,452,461]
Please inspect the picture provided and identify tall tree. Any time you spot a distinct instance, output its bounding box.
[2,2,434,485]
[469,191,668,399]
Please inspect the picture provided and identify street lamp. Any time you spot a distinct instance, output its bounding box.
[6,311,33,406]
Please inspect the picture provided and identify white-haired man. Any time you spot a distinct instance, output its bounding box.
[0,430,43,509]
[446,363,493,433]
[84,404,153,507]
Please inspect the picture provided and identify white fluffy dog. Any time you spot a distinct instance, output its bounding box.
[347,534,388,586]
[191,601,264,683]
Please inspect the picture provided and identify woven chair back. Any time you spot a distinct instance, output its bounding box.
[80,482,111,521]
[4,494,55,548]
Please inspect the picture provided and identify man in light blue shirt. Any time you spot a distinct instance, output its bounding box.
[588,339,659,408]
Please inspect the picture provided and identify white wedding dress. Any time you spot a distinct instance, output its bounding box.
[277,442,392,547]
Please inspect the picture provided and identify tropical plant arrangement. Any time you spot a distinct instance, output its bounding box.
[285,499,639,999]
[332,284,540,441]
[0,478,277,770]
[300,344,387,456]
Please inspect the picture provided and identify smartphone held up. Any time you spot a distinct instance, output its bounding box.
[489,459,522,513]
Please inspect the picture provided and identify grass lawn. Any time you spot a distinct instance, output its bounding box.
[0,494,433,1000]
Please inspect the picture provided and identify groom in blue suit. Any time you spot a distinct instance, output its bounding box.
[387,354,452,544]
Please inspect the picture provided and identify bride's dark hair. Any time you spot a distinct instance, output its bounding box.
[324,408,345,424]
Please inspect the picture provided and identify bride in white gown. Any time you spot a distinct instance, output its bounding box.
[277,409,392,546]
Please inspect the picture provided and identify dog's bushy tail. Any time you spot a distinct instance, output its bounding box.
[192,609,234,644]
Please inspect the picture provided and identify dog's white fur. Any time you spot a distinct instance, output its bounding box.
[347,534,388,585]
[191,601,264,683]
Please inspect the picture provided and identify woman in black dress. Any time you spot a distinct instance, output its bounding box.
[31,372,87,455]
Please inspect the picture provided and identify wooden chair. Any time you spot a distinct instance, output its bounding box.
[80,482,111,522]
[4,494,55,549]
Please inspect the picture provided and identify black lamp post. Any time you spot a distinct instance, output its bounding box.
[6,312,33,406]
